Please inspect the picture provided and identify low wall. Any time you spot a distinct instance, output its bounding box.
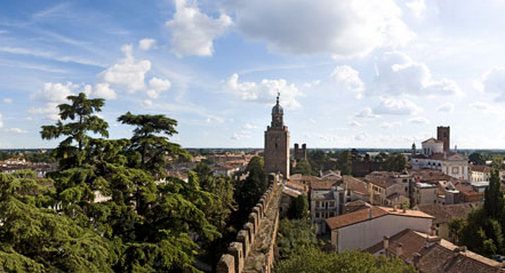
[217,174,282,273]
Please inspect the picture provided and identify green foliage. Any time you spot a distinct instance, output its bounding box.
[383,153,406,172]
[40,92,108,169]
[0,173,116,273]
[235,156,267,213]
[194,162,236,230]
[277,219,318,260]
[457,171,505,256]
[469,152,486,165]
[338,150,352,175]
[3,94,229,272]
[118,112,190,176]
[275,246,415,273]
[287,194,309,219]
[292,159,312,176]
[484,170,504,219]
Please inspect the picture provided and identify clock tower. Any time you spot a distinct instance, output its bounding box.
[264,93,290,178]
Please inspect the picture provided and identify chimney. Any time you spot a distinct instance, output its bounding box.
[396,243,403,257]
[413,253,421,267]
[453,246,467,253]
[383,236,390,251]
[431,226,437,236]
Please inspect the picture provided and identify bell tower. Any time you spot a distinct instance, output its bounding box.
[264,93,290,178]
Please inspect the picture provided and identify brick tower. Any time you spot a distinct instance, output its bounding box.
[437,126,450,152]
[264,93,290,178]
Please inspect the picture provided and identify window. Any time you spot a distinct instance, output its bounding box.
[452,167,459,174]
[315,212,320,218]
[329,201,335,207]
[315,201,320,208]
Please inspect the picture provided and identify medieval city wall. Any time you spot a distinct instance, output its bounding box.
[216,175,282,273]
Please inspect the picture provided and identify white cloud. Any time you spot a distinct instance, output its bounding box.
[93,83,117,100]
[100,44,151,92]
[226,73,302,108]
[478,67,505,102]
[470,101,502,114]
[436,103,454,113]
[3,98,12,104]
[373,96,422,115]
[355,132,368,141]
[354,107,378,119]
[243,123,258,129]
[4,128,27,134]
[166,0,232,57]
[379,121,401,129]
[409,116,429,124]
[147,77,172,98]
[230,0,413,57]
[231,131,251,140]
[31,82,77,120]
[0,113,3,128]
[142,99,153,107]
[139,38,156,51]
[348,120,362,127]
[331,65,365,99]
[375,52,460,97]
[404,0,426,17]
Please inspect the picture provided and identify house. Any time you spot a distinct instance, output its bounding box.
[342,175,369,202]
[413,182,438,205]
[364,171,411,207]
[325,206,434,252]
[310,179,345,234]
[417,203,479,241]
[470,165,492,183]
[412,152,469,181]
[368,229,504,273]
[280,179,309,217]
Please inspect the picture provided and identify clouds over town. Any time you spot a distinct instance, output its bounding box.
[1,0,505,148]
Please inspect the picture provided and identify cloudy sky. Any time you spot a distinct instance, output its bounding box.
[1,0,505,149]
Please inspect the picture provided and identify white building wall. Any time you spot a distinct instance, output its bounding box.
[335,215,432,252]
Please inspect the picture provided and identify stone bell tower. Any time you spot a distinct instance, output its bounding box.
[264,93,290,178]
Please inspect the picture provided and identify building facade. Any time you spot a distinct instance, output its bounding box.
[310,180,345,234]
[264,94,290,178]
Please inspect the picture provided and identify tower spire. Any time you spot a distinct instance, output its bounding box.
[276,92,280,105]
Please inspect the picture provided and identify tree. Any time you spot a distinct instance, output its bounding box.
[0,173,116,273]
[235,156,267,214]
[287,194,309,219]
[36,94,223,272]
[484,170,504,219]
[275,246,415,273]
[337,150,352,175]
[40,92,109,169]
[277,219,318,260]
[469,152,486,166]
[118,112,190,176]
[384,153,407,172]
[292,160,312,176]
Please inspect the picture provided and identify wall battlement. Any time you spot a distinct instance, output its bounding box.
[217,174,283,273]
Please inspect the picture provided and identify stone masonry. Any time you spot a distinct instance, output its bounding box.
[217,174,282,273]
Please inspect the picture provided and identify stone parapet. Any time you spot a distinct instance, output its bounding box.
[216,173,283,273]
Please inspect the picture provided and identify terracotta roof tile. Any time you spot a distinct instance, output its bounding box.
[325,206,434,230]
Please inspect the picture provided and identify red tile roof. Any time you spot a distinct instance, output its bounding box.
[325,206,434,230]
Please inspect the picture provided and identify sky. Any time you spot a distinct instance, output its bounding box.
[1,0,505,149]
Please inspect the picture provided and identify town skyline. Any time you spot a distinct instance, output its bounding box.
[2,0,505,149]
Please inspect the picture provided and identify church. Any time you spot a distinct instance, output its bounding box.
[264,93,290,179]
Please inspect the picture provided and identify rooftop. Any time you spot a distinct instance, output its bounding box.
[325,206,434,230]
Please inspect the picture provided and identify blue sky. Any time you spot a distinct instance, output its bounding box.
[1,0,505,149]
